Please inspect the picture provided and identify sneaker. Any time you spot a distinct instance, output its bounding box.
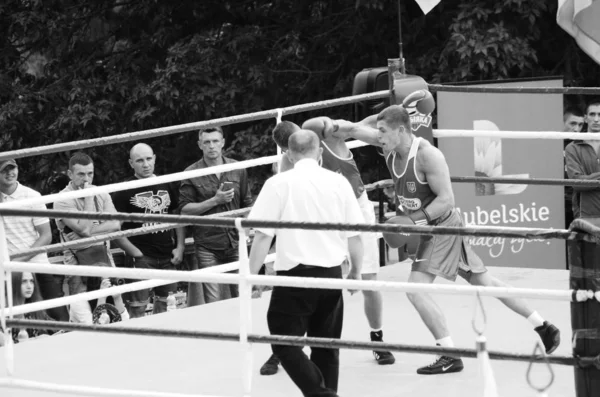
[535,321,561,354]
[260,354,280,376]
[370,331,396,365]
[416,356,464,375]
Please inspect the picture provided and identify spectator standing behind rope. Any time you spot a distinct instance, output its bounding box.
[566,101,600,218]
[0,159,69,322]
[247,129,364,397]
[563,106,585,225]
[111,143,185,317]
[179,126,253,306]
[54,152,121,323]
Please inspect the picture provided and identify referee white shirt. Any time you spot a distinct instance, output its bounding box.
[248,158,364,271]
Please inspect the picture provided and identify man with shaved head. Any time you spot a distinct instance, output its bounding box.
[248,129,364,397]
[112,143,185,317]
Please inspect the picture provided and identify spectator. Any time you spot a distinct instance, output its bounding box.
[54,152,121,323]
[93,278,130,324]
[112,143,185,317]
[0,159,69,322]
[3,272,55,345]
[563,107,585,226]
[247,129,364,397]
[566,101,600,218]
[179,127,253,306]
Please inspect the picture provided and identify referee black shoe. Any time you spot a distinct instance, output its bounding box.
[259,354,280,375]
[416,356,464,375]
[370,331,395,365]
[535,321,561,354]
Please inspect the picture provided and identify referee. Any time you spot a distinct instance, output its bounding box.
[248,129,364,397]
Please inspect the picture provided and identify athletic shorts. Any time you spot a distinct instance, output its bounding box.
[356,192,380,274]
[412,208,486,281]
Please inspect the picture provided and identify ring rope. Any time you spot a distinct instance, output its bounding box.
[0,208,587,241]
[433,130,600,140]
[364,177,600,192]
[0,91,386,162]
[5,262,591,302]
[428,84,600,95]
[0,154,278,208]
[0,86,597,163]
[5,318,576,367]
[5,255,279,317]
[0,378,223,397]
[10,207,251,259]
[0,141,367,210]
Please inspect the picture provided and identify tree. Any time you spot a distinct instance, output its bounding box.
[1,0,598,199]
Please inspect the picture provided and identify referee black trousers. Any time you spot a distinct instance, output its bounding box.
[267,265,343,397]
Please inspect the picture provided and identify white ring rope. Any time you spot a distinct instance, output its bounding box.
[8,254,276,317]
[0,378,224,397]
[4,261,589,302]
[0,140,369,210]
[0,91,388,162]
[433,130,600,140]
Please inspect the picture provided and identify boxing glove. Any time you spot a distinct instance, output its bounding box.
[408,208,432,226]
[402,90,435,115]
[382,215,420,249]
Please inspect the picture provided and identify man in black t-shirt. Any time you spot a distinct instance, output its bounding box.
[112,143,186,317]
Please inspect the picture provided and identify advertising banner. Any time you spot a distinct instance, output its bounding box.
[438,79,565,269]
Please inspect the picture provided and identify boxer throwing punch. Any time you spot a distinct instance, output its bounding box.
[260,118,395,375]
[328,90,561,375]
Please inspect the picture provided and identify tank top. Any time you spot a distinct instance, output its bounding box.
[320,141,365,199]
[385,137,435,216]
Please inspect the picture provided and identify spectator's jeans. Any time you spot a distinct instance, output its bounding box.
[188,245,239,306]
[124,255,178,317]
[36,273,69,322]
[69,245,112,324]
[268,265,343,397]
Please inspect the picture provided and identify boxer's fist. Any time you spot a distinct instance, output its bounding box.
[402,90,435,115]
[382,215,420,250]
[302,117,336,140]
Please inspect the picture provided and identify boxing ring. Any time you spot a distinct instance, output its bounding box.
[1,83,600,397]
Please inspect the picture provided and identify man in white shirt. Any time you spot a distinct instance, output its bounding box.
[248,129,364,397]
[0,159,69,322]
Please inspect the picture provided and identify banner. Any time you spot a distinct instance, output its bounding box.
[414,0,441,15]
[438,79,565,270]
[557,0,600,65]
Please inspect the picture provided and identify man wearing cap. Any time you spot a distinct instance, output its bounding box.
[0,159,69,322]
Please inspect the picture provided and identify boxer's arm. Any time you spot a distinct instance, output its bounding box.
[419,146,455,220]
[335,118,382,146]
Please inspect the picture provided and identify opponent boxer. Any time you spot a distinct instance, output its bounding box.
[259,119,395,376]
[328,91,561,375]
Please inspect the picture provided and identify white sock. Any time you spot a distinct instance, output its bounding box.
[371,328,382,333]
[527,311,545,328]
[435,336,454,348]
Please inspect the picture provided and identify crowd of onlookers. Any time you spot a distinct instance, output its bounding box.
[0,126,254,345]
[1,99,599,347]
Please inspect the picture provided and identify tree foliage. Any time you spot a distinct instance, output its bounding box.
[0,0,599,196]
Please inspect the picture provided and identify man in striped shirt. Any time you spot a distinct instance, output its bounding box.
[0,159,68,322]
